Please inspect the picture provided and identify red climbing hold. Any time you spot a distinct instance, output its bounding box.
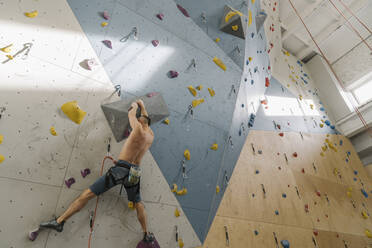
[325,214,328,218]
[177,4,190,17]
[301,168,305,173]
[293,152,298,158]
[147,92,159,98]
[277,124,281,129]
[317,218,320,222]
[313,230,318,236]
[152,40,159,47]
[304,204,309,213]
[265,77,270,87]
[156,13,164,20]
[268,66,271,70]
[261,99,268,105]
[316,190,321,197]
[169,70,179,78]
[279,132,284,137]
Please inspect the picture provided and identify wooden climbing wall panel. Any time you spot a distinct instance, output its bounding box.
[204,130,372,247]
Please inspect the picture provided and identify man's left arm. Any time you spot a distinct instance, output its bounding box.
[137,100,149,117]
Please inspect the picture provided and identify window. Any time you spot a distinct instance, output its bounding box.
[349,72,372,105]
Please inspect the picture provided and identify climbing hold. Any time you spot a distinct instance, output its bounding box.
[320,152,325,157]
[313,230,318,236]
[174,208,180,217]
[101,22,108,27]
[169,70,179,78]
[196,85,203,91]
[354,170,358,175]
[319,123,324,128]
[304,204,309,213]
[102,40,112,49]
[0,134,3,144]
[275,210,279,215]
[255,170,259,174]
[176,188,187,195]
[171,184,178,193]
[252,193,255,197]
[215,38,221,43]
[248,10,252,26]
[103,10,110,20]
[64,177,75,188]
[316,191,321,197]
[265,77,270,87]
[6,55,13,60]
[156,13,164,20]
[232,25,238,31]
[254,230,259,235]
[178,238,184,248]
[208,88,215,97]
[0,44,12,53]
[80,168,91,178]
[86,58,98,70]
[251,80,254,85]
[339,140,343,146]
[0,154,4,163]
[280,240,290,248]
[365,229,372,238]
[361,189,369,198]
[301,168,305,174]
[177,4,190,17]
[325,120,331,126]
[260,99,267,105]
[279,132,284,137]
[163,118,170,125]
[192,99,204,108]
[282,193,287,198]
[25,10,38,18]
[299,95,303,100]
[211,144,218,151]
[258,150,262,154]
[151,40,159,47]
[50,127,57,136]
[321,146,327,152]
[128,201,134,209]
[362,211,368,219]
[225,10,242,23]
[213,57,226,71]
[187,86,197,97]
[184,149,191,160]
[61,101,87,125]
[292,152,298,158]
[147,92,159,98]
[216,185,220,193]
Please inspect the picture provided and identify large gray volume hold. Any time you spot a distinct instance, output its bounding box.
[101,93,169,142]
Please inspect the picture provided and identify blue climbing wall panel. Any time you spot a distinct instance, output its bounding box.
[66,0,271,242]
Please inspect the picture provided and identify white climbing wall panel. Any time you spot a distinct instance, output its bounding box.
[0,0,200,247]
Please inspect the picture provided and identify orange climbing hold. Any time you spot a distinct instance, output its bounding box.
[265,77,270,87]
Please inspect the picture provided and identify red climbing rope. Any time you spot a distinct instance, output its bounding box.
[327,0,372,52]
[88,155,116,248]
[287,0,372,139]
[335,0,372,35]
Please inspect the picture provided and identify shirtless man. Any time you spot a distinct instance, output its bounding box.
[39,99,155,242]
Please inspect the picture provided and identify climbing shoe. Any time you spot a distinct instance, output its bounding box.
[39,218,65,232]
[143,232,155,243]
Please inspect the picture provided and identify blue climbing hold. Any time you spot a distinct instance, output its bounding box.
[275,210,279,215]
[242,104,245,108]
[330,125,335,129]
[245,78,247,82]
[255,170,259,174]
[354,178,357,181]
[251,33,254,38]
[320,107,325,111]
[319,101,323,105]
[251,80,254,85]
[325,120,330,126]
[246,60,249,65]
[282,193,287,198]
[361,189,369,198]
[347,151,351,155]
[354,170,358,175]
[254,230,259,235]
[281,240,290,248]
[339,140,343,146]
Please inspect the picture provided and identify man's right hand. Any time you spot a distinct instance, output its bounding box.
[131,102,138,109]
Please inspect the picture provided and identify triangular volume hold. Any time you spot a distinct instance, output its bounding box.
[219,5,246,39]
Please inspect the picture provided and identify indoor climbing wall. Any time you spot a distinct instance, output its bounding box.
[203,130,372,247]
[65,0,271,243]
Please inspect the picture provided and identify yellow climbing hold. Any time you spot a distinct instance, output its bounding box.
[178,238,184,248]
[171,183,178,193]
[61,101,87,124]
[215,38,220,43]
[284,51,290,56]
[211,143,218,151]
[322,146,327,152]
[0,154,4,163]
[208,88,215,97]
[1,44,12,53]
[248,57,252,62]
[248,10,252,26]
[192,98,204,108]
[216,185,220,193]
[232,25,239,31]
[50,127,57,136]
[320,123,324,128]
[333,168,338,176]
[101,22,108,27]
[213,57,226,71]
[0,134,3,144]
[224,10,242,23]
[163,118,170,125]
[310,104,314,110]
[25,10,38,18]
[252,0,256,3]
[176,188,187,195]
[6,55,13,60]
[347,191,352,198]
[174,208,180,217]
[365,229,372,238]
[184,149,190,160]
[287,84,290,87]
[362,211,368,219]
[187,85,197,97]
[320,152,325,157]
[196,85,203,91]
[128,201,135,209]
[299,95,303,100]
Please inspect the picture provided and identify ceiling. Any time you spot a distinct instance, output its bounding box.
[279,0,372,64]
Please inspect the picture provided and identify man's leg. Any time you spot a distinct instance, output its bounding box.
[57,189,96,223]
[135,202,147,233]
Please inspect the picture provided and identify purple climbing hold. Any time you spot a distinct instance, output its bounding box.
[346,158,349,163]
[103,10,110,20]
[28,229,39,241]
[168,70,178,78]
[102,40,112,49]
[151,40,159,47]
[81,168,91,178]
[177,4,190,17]
[156,13,164,20]
[147,92,159,98]
[65,177,75,188]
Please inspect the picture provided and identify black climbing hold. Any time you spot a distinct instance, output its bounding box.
[255,170,259,174]
[254,230,259,235]
[281,240,290,248]
[275,210,279,215]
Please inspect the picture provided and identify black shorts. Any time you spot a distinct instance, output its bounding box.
[89,160,141,203]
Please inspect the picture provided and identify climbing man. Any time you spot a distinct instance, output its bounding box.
[39,99,155,242]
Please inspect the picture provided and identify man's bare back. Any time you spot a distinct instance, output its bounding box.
[118,100,154,165]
